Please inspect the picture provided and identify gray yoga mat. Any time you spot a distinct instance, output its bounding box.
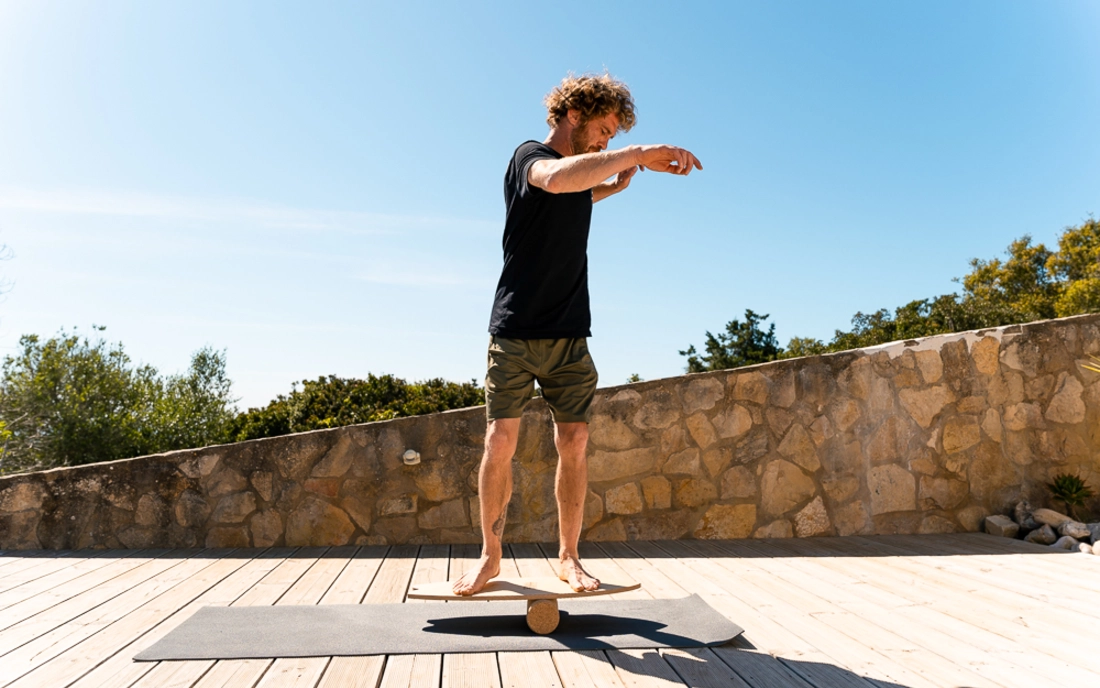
[134,594,742,660]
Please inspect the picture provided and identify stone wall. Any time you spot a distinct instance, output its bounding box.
[3,314,1100,550]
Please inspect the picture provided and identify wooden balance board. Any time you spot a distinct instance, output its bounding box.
[407,577,641,634]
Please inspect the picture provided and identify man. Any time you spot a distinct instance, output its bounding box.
[453,73,702,595]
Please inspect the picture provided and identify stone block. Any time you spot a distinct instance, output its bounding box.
[732,371,769,405]
[418,499,467,530]
[898,386,953,429]
[1014,500,1039,530]
[766,407,794,435]
[720,466,756,500]
[207,468,247,498]
[589,415,640,451]
[250,510,283,547]
[833,501,871,536]
[868,465,916,515]
[211,492,257,524]
[919,477,968,511]
[1050,535,1079,551]
[685,413,717,449]
[1032,508,1072,528]
[682,377,724,414]
[413,462,463,502]
[605,483,643,515]
[1058,521,1090,540]
[632,400,680,430]
[134,494,168,528]
[178,453,219,480]
[983,514,1018,538]
[0,482,47,513]
[304,478,340,499]
[173,490,210,528]
[919,515,957,534]
[1088,523,1100,545]
[808,416,834,446]
[793,497,831,537]
[712,405,753,439]
[585,488,602,526]
[694,504,756,539]
[753,520,793,539]
[828,399,861,433]
[1024,524,1056,545]
[821,474,860,503]
[341,495,373,532]
[777,424,820,472]
[970,336,999,375]
[205,526,250,548]
[640,477,670,510]
[286,498,355,546]
[673,479,717,508]
[1003,403,1043,431]
[915,349,943,383]
[663,448,702,476]
[587,518,627,541]
[1046,375,1086,424]
[250,471,274,502]
[956,506,988,532]
[701,448,731,478]
[588,447,659,483]
[310,435,355,478]
[942,417,981,454]
[379,494,418,516]
[761,460,817,516]
[0,511,41,548]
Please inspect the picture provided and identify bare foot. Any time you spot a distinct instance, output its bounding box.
[559,554,600,592]
[452,555,500,596]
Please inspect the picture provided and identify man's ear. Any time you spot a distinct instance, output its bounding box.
[566,109,581,127]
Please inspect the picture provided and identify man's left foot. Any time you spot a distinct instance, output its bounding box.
[559,554,600,592]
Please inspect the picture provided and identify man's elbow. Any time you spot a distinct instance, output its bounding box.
[536,172,566,194]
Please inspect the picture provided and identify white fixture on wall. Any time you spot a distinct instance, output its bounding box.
[402,449,421,466]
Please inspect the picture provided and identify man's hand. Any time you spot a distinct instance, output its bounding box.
[633,144,703,175]
[592,165,639,202]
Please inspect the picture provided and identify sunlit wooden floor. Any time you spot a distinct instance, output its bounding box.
[0,533,1097,688]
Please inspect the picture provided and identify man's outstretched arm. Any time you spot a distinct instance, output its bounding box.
[529,144,703,195]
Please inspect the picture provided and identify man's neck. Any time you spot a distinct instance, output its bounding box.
[544,126,574,157]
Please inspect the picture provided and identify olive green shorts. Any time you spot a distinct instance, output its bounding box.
[485,336,598,423]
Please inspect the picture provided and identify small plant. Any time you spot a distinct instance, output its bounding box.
[1046,472,1094,521]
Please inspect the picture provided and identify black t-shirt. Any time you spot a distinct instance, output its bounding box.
[488,141,594,338]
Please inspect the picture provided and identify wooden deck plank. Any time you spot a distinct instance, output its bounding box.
[442,652,502,688]
[748,537,1093,684]
[727,538,1061,688]
[380,654,442,688]
[0,551,221,686]
[64,549,288,688]
[0,549,80,587]
[316,546,393,688]
[11,551,258,688]
[706,646,814,688]
[0,549,113,598]
[364,545,418,604]
[253,548,359,688]
[607,649,686,687]
[378,547,443,688]
[659,648,751,688]
[551,650,627,688]
[0,549,182,655]
[498,651,564,688]
[0,550,159,631]
[321,546,389,605]
[405,544,450,603]
[641,540,879,688]
[663,540,933,688]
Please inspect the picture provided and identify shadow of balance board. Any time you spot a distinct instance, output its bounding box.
[407,578,641,634]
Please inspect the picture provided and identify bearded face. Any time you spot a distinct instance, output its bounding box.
[569,120,597,156]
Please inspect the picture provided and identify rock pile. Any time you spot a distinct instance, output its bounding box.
[984,500,1099,554]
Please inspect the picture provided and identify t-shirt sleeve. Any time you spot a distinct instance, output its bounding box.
[514,142,557,197]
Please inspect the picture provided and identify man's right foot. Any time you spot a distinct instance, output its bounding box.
[451,555,500,595]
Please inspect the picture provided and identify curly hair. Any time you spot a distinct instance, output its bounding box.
[544,73,636,133]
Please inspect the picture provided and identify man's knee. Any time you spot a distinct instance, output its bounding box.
[554,422,588,458]
[485,418,521,460]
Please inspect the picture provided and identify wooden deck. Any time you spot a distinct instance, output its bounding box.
[0,533,1097,688]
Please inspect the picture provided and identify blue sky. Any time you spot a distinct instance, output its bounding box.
[1,1,1097,409]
